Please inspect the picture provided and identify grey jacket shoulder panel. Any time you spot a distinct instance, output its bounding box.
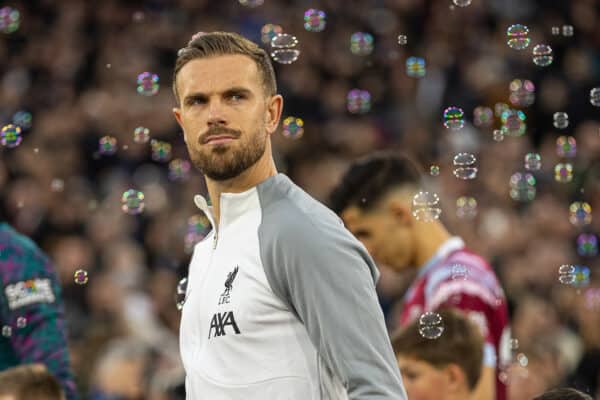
[256,174,407,400]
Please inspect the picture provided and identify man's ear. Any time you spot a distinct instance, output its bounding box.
[388,199,412,226]
[173,107,186,143]
[443,363,467,394]
[265,94,283,134]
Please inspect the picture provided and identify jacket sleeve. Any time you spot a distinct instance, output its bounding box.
[1,240,79,400]
[260,210,408,400]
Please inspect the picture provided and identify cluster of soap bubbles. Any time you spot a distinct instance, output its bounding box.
[443,106,465,130]
[282,116,304,139]
[1,124,22,148]
[509,172,536,202]
[303,9,326,32]
[270,33,300,64]
[406,56,426,78]
[347,89,372,114]
[418,312,444,339]
[137,72,160,96]
[509,79,535,107]
[453,153,478,180]
[350,32,374,56]
[0,6,20,33]
[558,265,590,287]
[150,139,172,162]
[121,189,145,215]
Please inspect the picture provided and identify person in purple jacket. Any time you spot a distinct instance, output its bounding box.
[0,222,79,400]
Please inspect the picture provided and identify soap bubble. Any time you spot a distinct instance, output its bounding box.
[133,127,150,143]
[532,44,553,67]
[556,136,576,158]
[506,24,530,50]
[569,201,592,227]
[443,106,465,130]
[509,79,535,107]
[150,139,172,162]
[451,264,469,280]
[74,269,89,285]
[136,72,159,96]
[554,163,573,183]
[397,35,408,45]
[98,136,117,155]
[412,191,442,222]
[1,124,22,148]
[573,266,590,288]
[493,129,504,142]
[501,109,526,137]
[239,0,263,7]
[304,9,326,32]
[577,234,598,257]
[562,25,574,37]
[271,33,298,48]
[175,277,188,310]
[184,214,211,253]
[12,111,32,129]
[590,88,600,107]
[282,116,304,139]
[456,196,478,219]
[347,89,371,114]
[453,0,472,6]
[261,24,283,44]
[509,172,536,202]
[430,165,440,176]
[1,326,12,338]
[551,26,560,35]
[168,159,191,182]
[0,6,20,34]
[350,32,374,56]
[406,56,426,78]
[553,112,569,129]
[473,106,493,127]
[121,189,145,215]
[418,312,444,339]
[524,153,541,171]
[453,153,478,180]
[558,264,576,285]
[271,49,300,64]
[270,34,300,64]
[16,317,27,329]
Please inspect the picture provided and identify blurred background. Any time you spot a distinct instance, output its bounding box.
[0,0,599,399]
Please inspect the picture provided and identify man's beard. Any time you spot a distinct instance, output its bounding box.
[189,128,267,181]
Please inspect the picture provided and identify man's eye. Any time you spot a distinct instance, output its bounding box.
[229,94,244,101]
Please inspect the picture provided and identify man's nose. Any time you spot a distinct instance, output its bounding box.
[207,98,227,126]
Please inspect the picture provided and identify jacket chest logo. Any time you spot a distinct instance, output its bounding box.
[218,266,239,305]
[208,311,241,339]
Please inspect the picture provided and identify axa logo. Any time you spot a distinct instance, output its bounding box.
[218,266,239,305]
[208,311,241,339]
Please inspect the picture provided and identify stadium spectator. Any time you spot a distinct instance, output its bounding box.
[0,363,65,400]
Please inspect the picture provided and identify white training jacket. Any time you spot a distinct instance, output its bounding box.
[179,173,407,400]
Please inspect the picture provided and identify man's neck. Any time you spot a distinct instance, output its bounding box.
[413,220,452,268]
[205,150,277,227]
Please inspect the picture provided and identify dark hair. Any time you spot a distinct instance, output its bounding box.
[533,388,593,400]
[0,364,65,400]
[391,308,484,390]
[173,31,277,102]
[329,150,425,214]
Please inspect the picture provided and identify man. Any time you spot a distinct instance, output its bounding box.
[391,308,484,400]
[172,32,407,399]
[0,223,78,399]
[329,151,510,400]
[0,363,65,400]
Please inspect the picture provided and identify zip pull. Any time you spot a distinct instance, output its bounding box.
[213,231,218,249]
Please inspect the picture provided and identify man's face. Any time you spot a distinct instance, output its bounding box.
[341,202,415,272]
[173,54,281,180]
[397,356,450,400]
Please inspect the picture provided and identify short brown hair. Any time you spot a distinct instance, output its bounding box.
[0,364,65,400]
[391,308,484,390]
[173,31,277,102]
[533,388,593,400]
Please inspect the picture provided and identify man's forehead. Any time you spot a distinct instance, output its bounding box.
[178,54,260,95]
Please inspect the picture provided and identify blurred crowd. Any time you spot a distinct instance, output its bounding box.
[1,0,599,398]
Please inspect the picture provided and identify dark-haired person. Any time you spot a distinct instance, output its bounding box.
[330,151,510,400]
[533,388,593,400]
[391,308,484,400]
[172,32,407,399]
[0,363,65,400]
[0,223,78,399]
